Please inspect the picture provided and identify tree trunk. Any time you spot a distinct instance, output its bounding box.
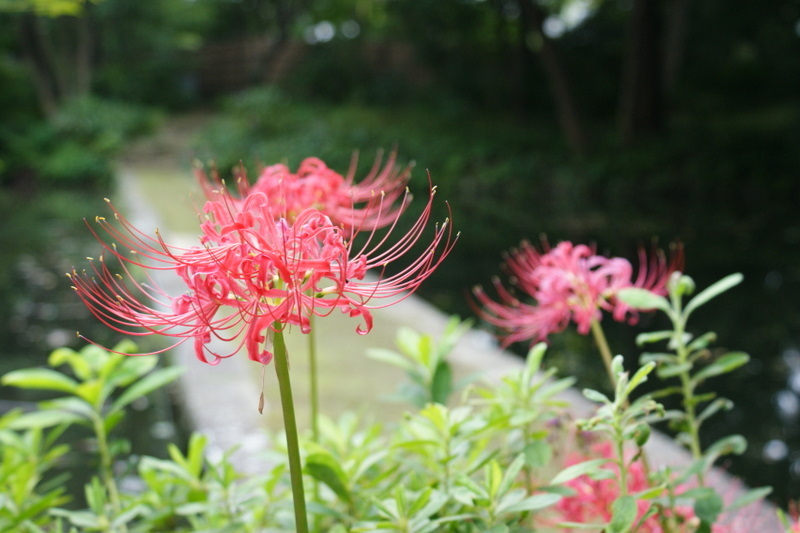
[618,0,665,146]
[74,10,93,97]
[663,0,690,96]
[253,0,296,84]
[18,14,60,118]
[517,0,588,156]
[17,9,95,118]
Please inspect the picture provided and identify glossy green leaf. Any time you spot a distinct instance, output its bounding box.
[1,368,78,394]
[7,409,84,430]
[112,355,159,387]
[48,347,92,381]
[305,451,352,503]
[109,366,184,414]
[75,380,103,406]
[430,361,453,405]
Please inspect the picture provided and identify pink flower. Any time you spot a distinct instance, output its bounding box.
[70,178,455,365]
[553,442,706,532]
[196,152,412,233]
[473,240,680,346]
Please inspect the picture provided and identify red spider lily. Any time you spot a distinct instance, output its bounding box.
[70,181,455,365]
[196,151,412,233]
[473,240,681,346]
[551,442,718,532]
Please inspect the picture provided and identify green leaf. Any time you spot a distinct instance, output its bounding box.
[109,365,184,414]
[656,362,693,379]
[608,495,637,533]
[635,330,674,346]
[632,423,651,447]
[625,361,655,396]
[726,486,772,511]
[4,408,72,430]
[112,355,159,387]
[48,347,92,381]
[75,380,103,406]
[523,440,553,469]
[396,327,422,360]
[617,288,670,312]
[583,388,611,404]
[430,361,453,405]
[696,435,747,474]
[691,352,749,386]
[305,452,352,503]
[78,344,112,373]
[366,348,416,373]
[1,368,78,394]
[557,521,609,530]
[687,332,717,353]
[693,490,723,524]
[549,458,609,485]
[522,343,547,385]
[502,492,561,513]
[498,455,525,497]
[696,398,733,426]
[683,273,743,319]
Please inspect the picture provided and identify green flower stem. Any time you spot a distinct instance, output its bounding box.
[273,326,309,533]
[672,317,705,485]
[593,321,654,483]
[91,413,126,533]
[590,319,617,388]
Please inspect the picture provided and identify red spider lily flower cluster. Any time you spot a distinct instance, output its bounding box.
[70,158,455,366]
[473,240,681,346]
[196,151,412,232]
[551,442,723,532]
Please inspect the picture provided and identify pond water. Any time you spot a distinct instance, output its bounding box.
[0,190,191,507]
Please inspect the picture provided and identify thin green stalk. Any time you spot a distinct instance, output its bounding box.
[92,414,126,533]
[273,326,309,533]
[665,286,705,484]
[594,319,654,484]
[614,421,629,498]
[673,319,705,485]
[590,319,617,388]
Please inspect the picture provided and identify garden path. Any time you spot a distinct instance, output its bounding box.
[116,114,778,528]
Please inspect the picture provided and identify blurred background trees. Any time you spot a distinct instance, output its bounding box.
[1,0,799,507]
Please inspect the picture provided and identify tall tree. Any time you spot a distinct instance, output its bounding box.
[618,0,665,146]
[4,0,103,117]
[517,0,588,155]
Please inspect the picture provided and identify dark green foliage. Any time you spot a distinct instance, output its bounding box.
[1,96,160,189]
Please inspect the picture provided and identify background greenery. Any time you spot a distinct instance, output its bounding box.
[1,0,798,507]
